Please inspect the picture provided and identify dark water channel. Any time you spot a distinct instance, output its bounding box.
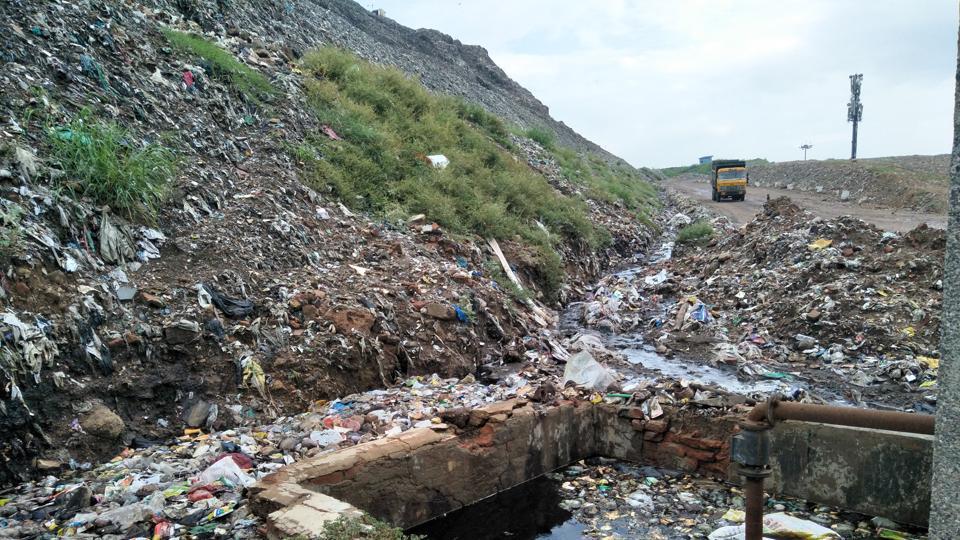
[407,475,592,540]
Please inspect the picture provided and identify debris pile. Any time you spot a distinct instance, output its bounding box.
[549,458,922,539]
[0,375,540,537]
[581,197,944,409]
[0,0,657,483]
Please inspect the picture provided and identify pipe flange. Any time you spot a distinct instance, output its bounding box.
[737,464,772,479]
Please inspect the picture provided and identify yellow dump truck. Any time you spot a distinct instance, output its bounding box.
[711,159,748,202]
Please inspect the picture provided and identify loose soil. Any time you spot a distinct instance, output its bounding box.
[670,176,946,232]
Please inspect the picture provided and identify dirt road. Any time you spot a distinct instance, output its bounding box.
[669,176,947,232]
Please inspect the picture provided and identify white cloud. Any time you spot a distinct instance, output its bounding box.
[373,0,957,167]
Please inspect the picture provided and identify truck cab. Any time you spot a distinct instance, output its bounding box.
[711,159,748,202]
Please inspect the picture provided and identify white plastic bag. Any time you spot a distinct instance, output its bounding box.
[197,456,256,487]
[707,512,841,540]
[562,351,616,391]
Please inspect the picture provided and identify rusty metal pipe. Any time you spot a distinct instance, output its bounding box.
[743,476,765,540]
[746,401,935,435]
[738,399,935,540]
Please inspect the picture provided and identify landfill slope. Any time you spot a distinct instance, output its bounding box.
[151,0,626,162]
[0,0,657,485]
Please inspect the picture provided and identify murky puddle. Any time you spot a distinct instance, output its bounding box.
[407,462,661,540]
[406,475,582,540]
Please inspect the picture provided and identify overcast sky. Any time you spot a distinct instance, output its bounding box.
[369,1,957,168]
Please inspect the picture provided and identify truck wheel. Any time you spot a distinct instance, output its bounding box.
[711,188,717,202]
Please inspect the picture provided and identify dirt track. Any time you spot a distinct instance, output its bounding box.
[669,176,947,232]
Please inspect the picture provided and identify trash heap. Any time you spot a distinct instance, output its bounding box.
[0,374,541,538]
[551,458,923,540]
[1,0,662,483]
[589,197,944,409]
[577,192,730,334]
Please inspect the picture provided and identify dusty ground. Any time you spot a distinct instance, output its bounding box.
[669,176,946,232]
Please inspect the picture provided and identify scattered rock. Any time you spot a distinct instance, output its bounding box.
[82,404,125,440]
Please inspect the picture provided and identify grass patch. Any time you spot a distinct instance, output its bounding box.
[661,158,769,178]
[321,515,422,540]
[297,47,603,299]
[552,147,659,220]
[162,29,276,101]
[661,162,713,177]
[48,112,176,221]
[525,126,555,149]
[676,221,714,244]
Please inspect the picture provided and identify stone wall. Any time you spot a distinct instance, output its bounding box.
[250,399,934,537]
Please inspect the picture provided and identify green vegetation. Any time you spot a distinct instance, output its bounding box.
[483,259,531,303]
[297,47,607,299]
[676,220,714,244]
[320,515,423,540]
[525,126,555,149]
[660,162,713,177]
[163,29,276,100]
[552,147,659,220]
[661,158,769,178]
[48,112,176,221]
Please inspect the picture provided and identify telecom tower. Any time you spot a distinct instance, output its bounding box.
[847,74,863,160]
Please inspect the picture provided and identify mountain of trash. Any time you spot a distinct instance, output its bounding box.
[580,197,943,410]
[0,0,658,484]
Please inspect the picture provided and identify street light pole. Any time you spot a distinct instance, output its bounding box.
[800,144,813,160]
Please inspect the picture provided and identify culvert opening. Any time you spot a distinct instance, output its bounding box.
[250,399,933,539]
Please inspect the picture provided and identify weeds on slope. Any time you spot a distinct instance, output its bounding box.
[163,29,276,101]
[297,47,606,299]
[676,221,714,244]
[525,126,555,149]
[48,112,176,221]
[552,147,659,222]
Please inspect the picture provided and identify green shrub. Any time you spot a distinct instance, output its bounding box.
[48,112,176,221]
[525,126,555,149]
[552,147,659,222]
[321,515,422,540]
[163,29,276,100]
[676,221,714,244]
[297,47,604,300]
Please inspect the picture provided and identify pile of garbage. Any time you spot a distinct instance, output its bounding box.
[550,458,923,539]
[0,0,666,483]
[0,374,540,537]
[580,197,944,409]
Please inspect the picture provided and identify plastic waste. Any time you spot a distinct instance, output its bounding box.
[690,302,711,322]
[707,512,841,540]
[562,351,616,392]
[97,490,165,530]
[309,429,344,447]
[197,455,256,487]
[427,154,449,169]
[99,213,135,264]
[644,269,669,286]
[203,283,254,319]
